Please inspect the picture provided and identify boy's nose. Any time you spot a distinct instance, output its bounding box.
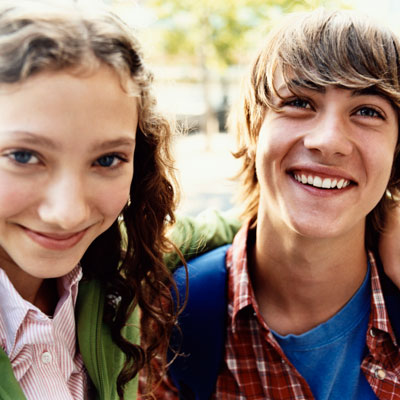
[303,113,353,158]
[37,175,91,231]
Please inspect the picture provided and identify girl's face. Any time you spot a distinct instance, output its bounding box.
[0,65,137,288]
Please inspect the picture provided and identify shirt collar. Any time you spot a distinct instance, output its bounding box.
[0,265,82,354]
[228,223,397,344]
[367,251,397,345]
[227,221,261,332]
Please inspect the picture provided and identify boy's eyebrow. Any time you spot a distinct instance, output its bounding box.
[276,82,390,101]
[351,87,383,97]
[276,79,325,93]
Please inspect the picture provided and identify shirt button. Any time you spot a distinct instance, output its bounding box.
[374,368,386,380]
[41,351,52,364]
[369,328,376,337]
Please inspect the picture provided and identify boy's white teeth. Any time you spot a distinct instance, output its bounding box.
[294,173,350,189]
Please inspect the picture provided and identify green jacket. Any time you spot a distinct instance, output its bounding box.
[0,210,240,399]
[166,209,241,269]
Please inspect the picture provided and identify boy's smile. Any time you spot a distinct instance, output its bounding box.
[289,166,355,195]
[292,170,352,190]
[255,75,398,241]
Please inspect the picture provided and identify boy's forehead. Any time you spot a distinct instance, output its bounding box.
[271,68,325,98]
[271,68,394,103]
[272,68,319,92]
[272,69,287,93]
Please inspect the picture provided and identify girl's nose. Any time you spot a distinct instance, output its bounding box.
[37,174,91,231]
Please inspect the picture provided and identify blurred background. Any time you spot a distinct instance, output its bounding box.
[92,0,400,215]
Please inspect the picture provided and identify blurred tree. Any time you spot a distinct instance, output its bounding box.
[148,0,350,137]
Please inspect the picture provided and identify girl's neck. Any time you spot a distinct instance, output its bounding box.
[0,253,59,315]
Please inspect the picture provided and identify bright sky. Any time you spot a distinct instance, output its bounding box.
[102,0,400,34]
[350,0,400,33]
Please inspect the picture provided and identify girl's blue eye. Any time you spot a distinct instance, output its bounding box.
[96,155,117,167]
[12,151,36,164]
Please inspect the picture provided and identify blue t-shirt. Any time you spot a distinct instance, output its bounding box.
[272,265,377,399]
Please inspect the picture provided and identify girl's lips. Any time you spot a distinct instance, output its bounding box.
[22,227,88,250]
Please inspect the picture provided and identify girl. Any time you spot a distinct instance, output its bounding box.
[0,0,181,398]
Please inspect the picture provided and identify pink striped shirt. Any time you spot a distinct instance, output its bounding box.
[0,266,88,399]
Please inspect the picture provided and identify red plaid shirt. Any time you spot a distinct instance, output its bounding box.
[154,224,400,399]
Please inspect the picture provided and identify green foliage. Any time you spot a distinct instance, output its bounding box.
[148,0,350,70]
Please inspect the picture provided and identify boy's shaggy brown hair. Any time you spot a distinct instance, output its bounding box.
[230,9,400,250]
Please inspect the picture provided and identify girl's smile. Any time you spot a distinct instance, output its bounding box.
[20,225,91,251]
[0,65,138,295]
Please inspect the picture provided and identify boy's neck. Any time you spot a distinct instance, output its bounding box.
[250,217,368,336]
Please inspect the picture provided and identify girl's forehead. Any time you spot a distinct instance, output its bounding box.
[0,62,138,94]
[0,65,138,141]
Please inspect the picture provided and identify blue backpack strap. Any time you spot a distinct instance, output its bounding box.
[168,244,230,400]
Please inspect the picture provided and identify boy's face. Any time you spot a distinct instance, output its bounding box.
[0,65,137,289]
[255,72,398,241]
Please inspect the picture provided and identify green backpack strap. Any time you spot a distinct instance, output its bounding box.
[76,279,140,400]
[0,348,26,399]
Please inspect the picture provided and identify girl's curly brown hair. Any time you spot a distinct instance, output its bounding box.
[0,0,180,397]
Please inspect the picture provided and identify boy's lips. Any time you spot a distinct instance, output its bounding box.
[288,166,356,188]
[286,166,357,197]
[292,172,351,189]
[21,226,89,250]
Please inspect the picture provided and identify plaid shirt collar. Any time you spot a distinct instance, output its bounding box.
[228,222,398,349]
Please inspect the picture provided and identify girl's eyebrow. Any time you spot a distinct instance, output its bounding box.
[0,130,136,151]
[0,130,60,149]
[90,137,136,152]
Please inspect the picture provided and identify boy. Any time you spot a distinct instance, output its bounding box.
[164,9,400,399]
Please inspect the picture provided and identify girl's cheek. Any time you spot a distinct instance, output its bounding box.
[0,174,38,212]
[95,179,132,217]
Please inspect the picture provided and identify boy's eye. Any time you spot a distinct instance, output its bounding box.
[285,98,312,109]
[9,150,38,164]
[356,107,383,119]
